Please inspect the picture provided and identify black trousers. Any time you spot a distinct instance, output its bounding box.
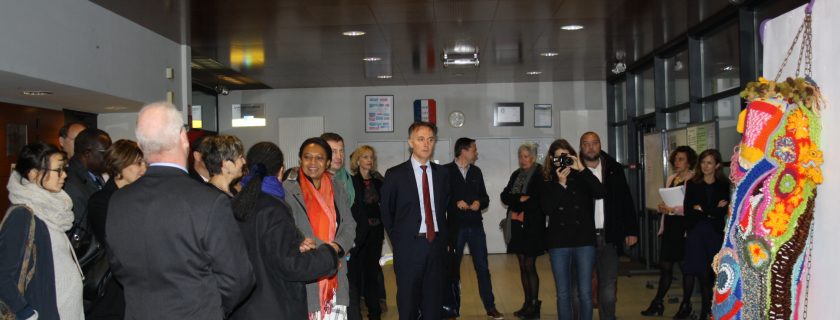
[348,225,385,319]
[393,235,446,320]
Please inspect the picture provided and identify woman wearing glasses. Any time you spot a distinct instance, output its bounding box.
[1,143,83,319]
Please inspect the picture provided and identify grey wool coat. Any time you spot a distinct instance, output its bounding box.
[283,169,356,313]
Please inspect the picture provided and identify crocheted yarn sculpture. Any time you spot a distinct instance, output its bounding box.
[712,77,824,320]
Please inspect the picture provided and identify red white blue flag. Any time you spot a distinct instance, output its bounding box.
[413,99,437,124]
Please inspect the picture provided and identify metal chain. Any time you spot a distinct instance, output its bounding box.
[774,13,812,82]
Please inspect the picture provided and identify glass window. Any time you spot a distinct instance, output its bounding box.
[614,80,627,122]
[702,94,742,162]
[701,22,740,96]
[666,108,691,129]
[664,51,690,107]
[635,67,655,116]
[615,125,629,164]
[191,90,218,132]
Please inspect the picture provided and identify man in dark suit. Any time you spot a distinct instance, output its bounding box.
[106,102,255,320]
[444,138,503,319]
[64,128,111,228]
[380,121,450,320]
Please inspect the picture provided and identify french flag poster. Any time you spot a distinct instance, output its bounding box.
[413,99,437,124]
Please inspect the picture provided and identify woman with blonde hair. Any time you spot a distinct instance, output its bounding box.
[347,145,385,319]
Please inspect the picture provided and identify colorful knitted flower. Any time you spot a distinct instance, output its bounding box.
[786,108,810,140]
[773,137,797,164]
[798,142,824,183]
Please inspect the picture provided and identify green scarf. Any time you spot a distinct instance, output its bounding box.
[334,166,355,202]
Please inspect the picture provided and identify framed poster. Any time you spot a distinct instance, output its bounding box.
[366,95,394,132]
[6,124,27,156]
[493,102,524,127]
[534,104,552,128]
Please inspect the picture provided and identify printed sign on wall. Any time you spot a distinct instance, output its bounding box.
[413,99,437,124]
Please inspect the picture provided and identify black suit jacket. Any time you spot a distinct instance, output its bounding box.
[106,165,255,320]
[64,157,100,226]
[380,159,450,249]
[598,152,640,247]
[444,162,489,232]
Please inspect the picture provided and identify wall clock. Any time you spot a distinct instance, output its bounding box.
[449,111,465,128]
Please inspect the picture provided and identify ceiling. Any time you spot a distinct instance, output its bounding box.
[188,0,618,89]
[91,0,751,90]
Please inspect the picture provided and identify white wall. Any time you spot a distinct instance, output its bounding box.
[765,2,840,314]
[217,81,608,152]
[0,0,187,108]
[213,80,608,253]
[98,113,138,142]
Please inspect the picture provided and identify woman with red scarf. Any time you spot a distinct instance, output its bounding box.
[283,137,356,320]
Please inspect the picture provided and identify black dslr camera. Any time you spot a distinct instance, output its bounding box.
[551,154,574,170]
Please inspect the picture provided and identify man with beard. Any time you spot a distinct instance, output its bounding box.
[578,131,639,320]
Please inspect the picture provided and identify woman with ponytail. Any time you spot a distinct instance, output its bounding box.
[229,142,339,319]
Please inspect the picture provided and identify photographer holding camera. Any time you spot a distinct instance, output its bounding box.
[539,139,606,320]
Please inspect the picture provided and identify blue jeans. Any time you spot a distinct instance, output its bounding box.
[549,246,596,320]
[453,224,496,311]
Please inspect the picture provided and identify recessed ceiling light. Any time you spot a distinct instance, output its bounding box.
[22,90,53,96]
[561,24,584,31]
[104,106,127,111]
[377,75,392,79]
[363,57,382,62]
[342,30,365,37]
[540,52,559,57]
[722,65,735,71]
[454,73,464,77]
[526,71,542,75]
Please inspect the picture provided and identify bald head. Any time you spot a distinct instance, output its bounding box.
[579,131,602,163]
[136,102,188,165]
[59,122,87,158]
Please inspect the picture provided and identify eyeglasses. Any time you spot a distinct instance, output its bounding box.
[47,166,68,174]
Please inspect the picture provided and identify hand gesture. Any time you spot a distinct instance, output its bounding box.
[555,166,571,185]
[469,200,481,211]
[299,238,317,253]
[569,155,584,171]
[658,203,670,214]
[456,200,469,210]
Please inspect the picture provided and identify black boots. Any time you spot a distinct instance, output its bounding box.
[516,299,541,319]
[673,301,692,319]
[513,299,529,317]
[640,299,665,316]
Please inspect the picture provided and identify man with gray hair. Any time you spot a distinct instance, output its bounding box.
[106,102,255,319]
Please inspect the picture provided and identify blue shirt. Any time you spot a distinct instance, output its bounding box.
[410,156,438,233]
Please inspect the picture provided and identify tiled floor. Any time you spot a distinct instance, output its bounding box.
[376,254,704,320]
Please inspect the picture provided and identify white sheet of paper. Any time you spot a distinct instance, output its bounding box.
[659,186,685,207]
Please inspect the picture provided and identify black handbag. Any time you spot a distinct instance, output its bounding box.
[80,235,112,312]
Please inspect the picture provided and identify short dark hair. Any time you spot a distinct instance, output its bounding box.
[454,137,476,158]
[104,139,144,179]
[59,122,86,138]
[320,132,344,144]
[15,142,65,186]
[73,128,111,157]
[408,121,437,137]
[669,145,698,169]
[201,135,245,176]
[298,137,332,163]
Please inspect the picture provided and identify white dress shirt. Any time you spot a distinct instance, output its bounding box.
[588,161,605,229]
[411,156,439,233]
